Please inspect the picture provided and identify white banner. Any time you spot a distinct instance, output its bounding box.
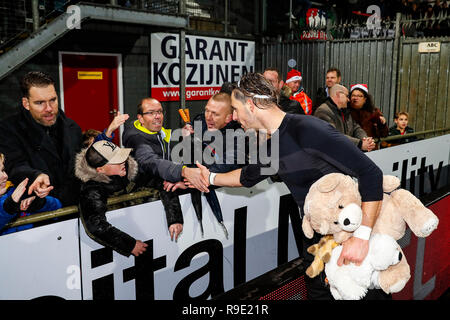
[150,33,255,101]
[0,219,81,300]
[79,180,297,300]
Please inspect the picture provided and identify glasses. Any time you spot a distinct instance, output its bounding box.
[338,91,349,98]
[351,94,365,99]
[141,110,164,117]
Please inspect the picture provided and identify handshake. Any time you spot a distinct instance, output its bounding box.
[163,161,212,193]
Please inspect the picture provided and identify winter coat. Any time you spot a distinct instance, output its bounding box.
[0,107,82,206]
[278,93,305,115]
[122,121,183,183]
[385,125,417,146]
[350,107,389,140]
[314,98,367,148]
[75,149,140,256]
[0,185,62,234]
[313,86,329,114]
[75,143,184,257]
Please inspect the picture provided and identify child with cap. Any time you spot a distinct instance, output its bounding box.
[75,140,148,256]
[0,153,62,234]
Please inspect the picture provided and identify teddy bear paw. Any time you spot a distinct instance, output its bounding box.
[388,278,409,293]
[420,216,439,237]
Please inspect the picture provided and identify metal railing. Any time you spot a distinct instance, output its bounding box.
[379,127,450,143]
[4,189,158,229]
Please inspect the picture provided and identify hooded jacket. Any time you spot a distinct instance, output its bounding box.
[75,148,140,256]
[75,145,184,257]
[314,98,367,148]
[0,107,82,206]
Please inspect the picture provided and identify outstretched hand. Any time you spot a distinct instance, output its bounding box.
[105,111,129,138]
[12,178,36,211]
[28,173,53,198]
[163,180,188,192]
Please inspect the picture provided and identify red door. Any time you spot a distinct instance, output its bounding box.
[60,53,121,145]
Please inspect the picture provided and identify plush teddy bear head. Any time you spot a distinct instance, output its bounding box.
[368,234,403,270]
[302,173,362,240]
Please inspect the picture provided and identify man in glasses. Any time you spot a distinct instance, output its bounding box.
[314,84,375,152]
[122,97,209,241]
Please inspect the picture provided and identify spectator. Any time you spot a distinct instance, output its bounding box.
[263,67,305,115]
[194,72,386,300]
[314,84,375,152]
[75,141,152,257]
[182,92,246,173]
[433,0,442,17]
[178,93,246,237]
[0,153,62,235]
[0,71,82,207]
[349,84,388,150]
[122,97,208,192]
[285,69,313,115]
[313,67,342,114]
[219,82,237,95]
[383,111,417,147]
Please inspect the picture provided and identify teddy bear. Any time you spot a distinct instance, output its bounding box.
[325,233,403,300]
[302,173,439,295]
[305,235,338,278]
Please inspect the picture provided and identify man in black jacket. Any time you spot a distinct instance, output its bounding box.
[0,71,82,207]
[313,67,342,114]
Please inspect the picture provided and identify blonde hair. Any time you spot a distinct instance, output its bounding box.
[395,111,409,119]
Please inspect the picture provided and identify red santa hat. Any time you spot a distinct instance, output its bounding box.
[286,69,302,83]
[350,84,368,94]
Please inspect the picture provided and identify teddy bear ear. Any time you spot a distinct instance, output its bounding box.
[316,173,342,193]
[302,216,315,239]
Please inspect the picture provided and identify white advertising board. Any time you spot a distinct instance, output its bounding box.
[0,219,81,300]
[79,180,297,300]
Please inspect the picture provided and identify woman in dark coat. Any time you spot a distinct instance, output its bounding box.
[349,84,389,150]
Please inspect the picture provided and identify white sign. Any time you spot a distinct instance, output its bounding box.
[0,219,81,300]
[79,181,297,300]
[151,33,255,101]
[418,42,441,53]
